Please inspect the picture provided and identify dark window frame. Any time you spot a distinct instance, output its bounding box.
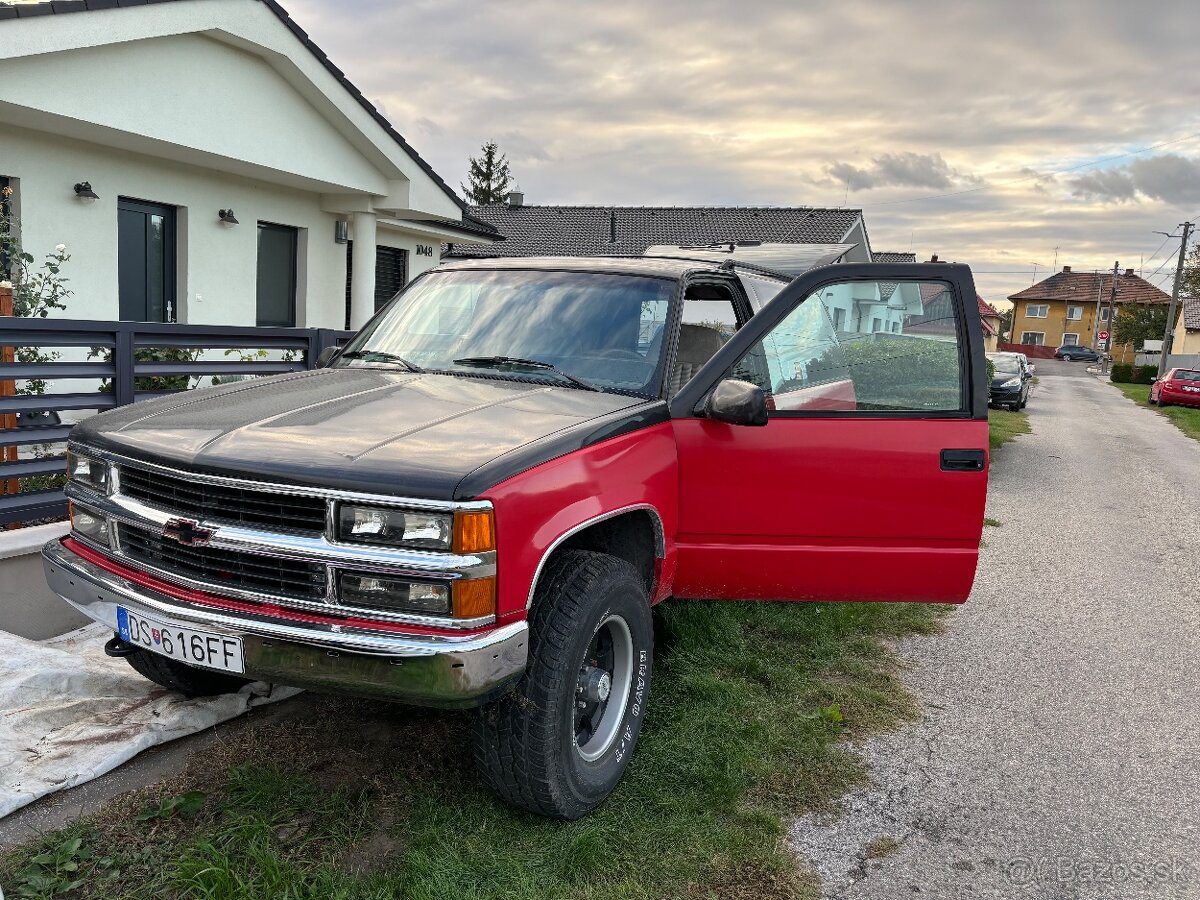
[118,196,178,323]
[256,221,299,328]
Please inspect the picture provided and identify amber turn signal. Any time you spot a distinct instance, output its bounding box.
[452,577,497,619]
[453,509,495,554]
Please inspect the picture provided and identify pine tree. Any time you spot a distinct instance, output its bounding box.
[461,141,513,205]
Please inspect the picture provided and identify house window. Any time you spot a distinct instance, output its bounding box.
[1025,304,1049,318]
[256,222,298,327]
[831,307,846,331]
[891,320,900,333]
[1100,307,1112,322]
[1066,306,1083,320]
[118,198,178,322]
[1021,332,1045,345]
[1062,332,1080,345]
[871,316,882,332]
[344,242,410,329]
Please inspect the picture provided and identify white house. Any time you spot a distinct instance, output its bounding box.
[0,0,499,330]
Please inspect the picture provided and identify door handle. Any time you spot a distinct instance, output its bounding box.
[940,449,986,472]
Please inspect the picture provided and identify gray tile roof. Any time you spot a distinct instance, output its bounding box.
[1182,297,1200,330]
[871,251,917,263]
[0,0,500,241]
[445,205,862,258]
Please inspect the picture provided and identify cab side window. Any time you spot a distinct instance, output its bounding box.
[732,279,967,414]
[669,283,745,397]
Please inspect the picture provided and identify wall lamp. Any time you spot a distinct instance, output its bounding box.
[73,181,99,201]
[334,220,349,244]
[218,208,240,225]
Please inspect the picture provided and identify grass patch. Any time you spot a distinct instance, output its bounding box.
[1111,381,1200,442]
[988,408,1031,449]
[0,601,947,900]
[864,836,901,860]
[983,518,1001,528]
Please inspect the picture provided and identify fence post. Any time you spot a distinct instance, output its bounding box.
[1,284,18,502]
[113,326,136,407]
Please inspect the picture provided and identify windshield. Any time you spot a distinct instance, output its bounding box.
[1173,369,1200,382]
[988,355,1021,375]
[339,270,675,394]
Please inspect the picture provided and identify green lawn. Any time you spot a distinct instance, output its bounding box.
[988,407,1031,449]
[1,421,1031,900]
[1111,381,1200,442]
[1,602,947,900]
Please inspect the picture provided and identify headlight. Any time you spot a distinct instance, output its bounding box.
[339,572,451,615]
[336,505,494,553]
[69,502,111,548]
[67,450,111,494]
[1001,377,1021,388]
[337,505,453,550]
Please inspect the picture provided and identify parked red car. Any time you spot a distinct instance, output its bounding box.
[43,255,989,819]
[1149,368,1200,408]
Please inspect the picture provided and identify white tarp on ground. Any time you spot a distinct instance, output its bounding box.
[0,624,299,819]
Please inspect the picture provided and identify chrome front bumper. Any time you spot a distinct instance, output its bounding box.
[42,539,528,709]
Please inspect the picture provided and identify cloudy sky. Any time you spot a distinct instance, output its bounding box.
[287,0,1200,305]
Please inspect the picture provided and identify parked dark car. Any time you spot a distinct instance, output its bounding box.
[1149,368,1200,408]
[1054,344,1100,361]
[987,351,1032,410]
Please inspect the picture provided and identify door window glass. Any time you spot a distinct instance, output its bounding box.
[732,279,965,413]
[257,222,298,327]
[670,288,742,397]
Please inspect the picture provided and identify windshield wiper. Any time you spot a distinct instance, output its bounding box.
[452,356,600,392]
[338,349,424,373]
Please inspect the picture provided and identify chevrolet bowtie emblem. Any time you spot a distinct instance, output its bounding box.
[163,518,214,547]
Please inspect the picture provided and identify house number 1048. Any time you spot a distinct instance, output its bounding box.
[415,244,434,257]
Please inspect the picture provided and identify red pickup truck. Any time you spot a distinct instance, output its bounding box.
[43,253,989,818]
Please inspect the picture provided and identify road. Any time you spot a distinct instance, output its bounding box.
[791,366,1200,899]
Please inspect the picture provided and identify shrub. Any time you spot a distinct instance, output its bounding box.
[1110,363,1134,383]
[1131,365,1158,384]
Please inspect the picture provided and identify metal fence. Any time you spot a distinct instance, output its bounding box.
[1,311,352,527]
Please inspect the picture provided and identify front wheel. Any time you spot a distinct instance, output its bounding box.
[1061,355,1073,361]
[473,550,653,819]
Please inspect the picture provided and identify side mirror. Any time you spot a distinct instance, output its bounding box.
[315,346,342,368]
[704,378,768,427]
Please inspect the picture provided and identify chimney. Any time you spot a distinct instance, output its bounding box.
[506,190,524,207]
[1062,265,1071,273]
[928,254,940,263]
[1125,268,1135,276]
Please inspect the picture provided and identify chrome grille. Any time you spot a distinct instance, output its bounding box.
[119,466,327,532]
[118,524,327,601]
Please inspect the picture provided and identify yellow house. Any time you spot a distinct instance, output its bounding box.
[1008,266,1171,350]
[1172,298,1200,355]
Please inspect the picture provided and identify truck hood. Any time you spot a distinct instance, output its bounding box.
[72,369,665,500]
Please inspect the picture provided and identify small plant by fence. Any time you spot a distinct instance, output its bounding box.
[0,291,351,528]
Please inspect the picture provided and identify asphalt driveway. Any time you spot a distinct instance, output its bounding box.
[791,371,1200,898]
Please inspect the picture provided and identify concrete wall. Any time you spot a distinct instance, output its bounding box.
[0,523,85,640]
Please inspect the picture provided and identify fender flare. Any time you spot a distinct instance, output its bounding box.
[525,504,666,608]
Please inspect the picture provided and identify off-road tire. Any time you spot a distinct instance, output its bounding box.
[124,648,252,697]
[472,549,653,819]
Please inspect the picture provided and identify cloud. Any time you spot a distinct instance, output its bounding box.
[827,152,969,191]
[1070,154,1200,205]
[280,0,1200,302]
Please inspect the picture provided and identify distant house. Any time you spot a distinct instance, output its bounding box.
[1007,266,1170,351]
[1172,298,1200,358]
[447,198,874,262]
[977,297,1002,352]
[0,0,499,331]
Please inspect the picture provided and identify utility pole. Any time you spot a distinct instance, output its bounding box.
[1158,222,1194,379]
[1102,261,1119,373]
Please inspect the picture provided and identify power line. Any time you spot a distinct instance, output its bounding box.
[859,131,1200,209]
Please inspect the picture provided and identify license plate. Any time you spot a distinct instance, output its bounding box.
[117,607,244,674]
[1184,386,1199,392]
